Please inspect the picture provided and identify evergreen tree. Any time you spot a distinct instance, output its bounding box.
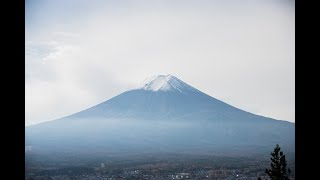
[265,144,291,180]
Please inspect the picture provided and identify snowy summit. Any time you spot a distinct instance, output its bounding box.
[137,74,198,93]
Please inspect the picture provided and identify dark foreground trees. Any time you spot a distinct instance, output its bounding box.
[265,144,291,180]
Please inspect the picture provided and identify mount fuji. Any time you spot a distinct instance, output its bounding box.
[26,75,294,157]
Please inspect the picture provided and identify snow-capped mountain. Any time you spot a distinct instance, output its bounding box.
[26,75,294,157]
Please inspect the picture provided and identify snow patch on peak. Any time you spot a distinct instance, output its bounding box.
[139,74,172,91]
[135,74,198,94]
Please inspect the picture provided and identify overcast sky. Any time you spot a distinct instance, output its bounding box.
[25,0,295,125]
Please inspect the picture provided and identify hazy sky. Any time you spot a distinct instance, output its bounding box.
[25,0,295,125]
